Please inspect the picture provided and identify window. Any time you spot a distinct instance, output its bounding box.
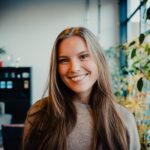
[127,9,140,42]
[127,0,140,17]
[119,0,148,68]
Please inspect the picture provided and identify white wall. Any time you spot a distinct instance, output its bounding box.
[0,0,119,103]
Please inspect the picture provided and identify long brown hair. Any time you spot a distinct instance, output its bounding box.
[23,27,128,150]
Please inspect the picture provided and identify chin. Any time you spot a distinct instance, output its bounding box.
[70,87,92,94]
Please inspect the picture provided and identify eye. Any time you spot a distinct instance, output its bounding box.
[80,53,89,60]
[58,58,69,64]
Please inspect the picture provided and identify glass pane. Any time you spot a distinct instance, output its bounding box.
[127,10,140,42]
[127,0,140,17]
[146,0,150,29]
[147,0,150,8]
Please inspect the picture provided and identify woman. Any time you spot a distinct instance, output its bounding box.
[23,27,140,150]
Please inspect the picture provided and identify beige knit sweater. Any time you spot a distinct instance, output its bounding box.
[67,101,141,150]
[25,98,141,150]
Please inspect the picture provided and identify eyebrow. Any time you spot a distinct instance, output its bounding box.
[79,50,89,55]
[58,50,89,58]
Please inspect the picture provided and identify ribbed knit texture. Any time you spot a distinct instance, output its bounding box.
[26,98,141,150]
[67,101,141,150]
[67,101,93,150]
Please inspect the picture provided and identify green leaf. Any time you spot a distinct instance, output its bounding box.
[147,48,150,55]
[145,44,149,51]
[131,48,136,59]
[144,44,150,55]
[146,60,150,65]
[139,34,145,45]
[147,70,150,80]
[137,77,143,92]
[146,7,150,20]
[129,41,136,47]
[132,60,140,65]
[144,0,148,3]
[143,64,149,70]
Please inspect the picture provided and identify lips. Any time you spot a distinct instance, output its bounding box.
[68,74,88,82]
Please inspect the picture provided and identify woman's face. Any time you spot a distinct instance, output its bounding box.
[58,36,98,97]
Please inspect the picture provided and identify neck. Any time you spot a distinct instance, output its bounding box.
[73,91,91,104]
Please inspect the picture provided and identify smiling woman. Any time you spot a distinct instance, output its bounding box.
[58,36,98,102]
[22,27,140,150]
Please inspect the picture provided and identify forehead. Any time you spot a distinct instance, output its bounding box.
[58,36,88,56]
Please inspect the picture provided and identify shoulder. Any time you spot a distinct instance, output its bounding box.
[25,97,48,125]
[115,103,141,150]
[115,103,135,125]
[115,103,138,134]
[23,97,49,140]
[27,97,48,116]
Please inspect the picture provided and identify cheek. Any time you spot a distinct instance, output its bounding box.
[85,61,98,75]
[58,65,68,77]
[92,65,98,78]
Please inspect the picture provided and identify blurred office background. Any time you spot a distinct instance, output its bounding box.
[0,0,150,149]
[0,0,120,103]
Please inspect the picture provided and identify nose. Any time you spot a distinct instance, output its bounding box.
[70,59,81,73]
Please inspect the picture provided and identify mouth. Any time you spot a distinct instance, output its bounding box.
[68,74,88,82]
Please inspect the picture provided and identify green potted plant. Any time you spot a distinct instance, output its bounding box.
[105,30,150,149]
[117,31,150,149]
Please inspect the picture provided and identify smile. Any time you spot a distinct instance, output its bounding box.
[69,74,88,82]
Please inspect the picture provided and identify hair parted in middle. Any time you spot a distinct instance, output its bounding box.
[50,27,112,112]
[48,27,128,150]
[23,27,128,150]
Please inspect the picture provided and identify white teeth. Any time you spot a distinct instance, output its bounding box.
[70,75,86,82]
